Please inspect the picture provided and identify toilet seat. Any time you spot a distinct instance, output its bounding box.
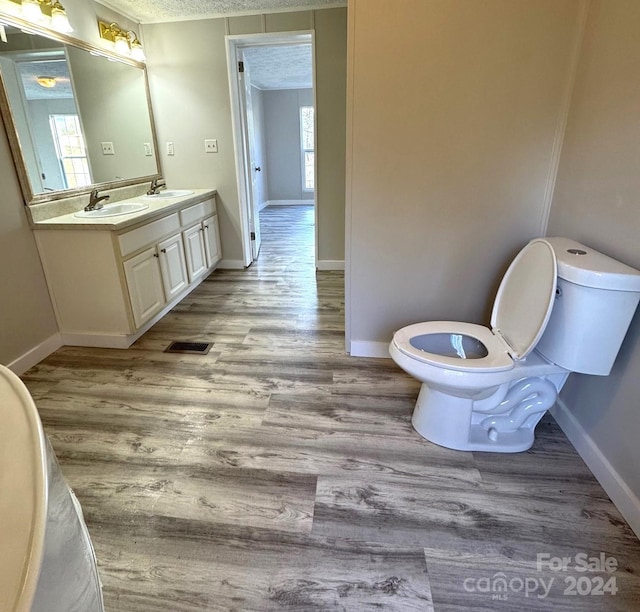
[392,321,514,372]
[392,239,558,375]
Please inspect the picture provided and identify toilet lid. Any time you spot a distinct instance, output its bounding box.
[490,239,557,360]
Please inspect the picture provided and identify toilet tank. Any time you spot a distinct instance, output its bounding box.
[535,238,640,375]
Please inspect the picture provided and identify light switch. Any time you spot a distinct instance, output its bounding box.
[166,141,175,156]
[144,142,153,156]
[204,139,218,153]
[101,141,115,155]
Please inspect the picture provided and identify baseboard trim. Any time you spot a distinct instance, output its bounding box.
[348,340,390,358]
[316,260,345,271]
[551,398,640,540]
[60,332,133,349]
[7,333,63,375]
[265,199,314,207]
[217,259,246,269]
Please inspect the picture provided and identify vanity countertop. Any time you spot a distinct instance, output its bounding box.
[32,189,217,232]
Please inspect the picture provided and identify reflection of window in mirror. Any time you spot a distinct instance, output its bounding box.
[49,114,91,188]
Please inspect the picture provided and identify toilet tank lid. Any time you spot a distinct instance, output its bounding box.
[545,237,640,291]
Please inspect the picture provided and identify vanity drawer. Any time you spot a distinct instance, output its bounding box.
[119,213,180,257]
[180,198,215,227]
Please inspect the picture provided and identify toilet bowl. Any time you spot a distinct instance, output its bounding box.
[389,237,640,453]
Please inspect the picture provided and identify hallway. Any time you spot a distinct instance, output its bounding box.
[21,205,640,611]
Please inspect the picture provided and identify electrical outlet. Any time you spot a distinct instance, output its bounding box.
[144,142,153,156]
[204,139,218,153]
[166,141,175,156]
[101,141,115,155]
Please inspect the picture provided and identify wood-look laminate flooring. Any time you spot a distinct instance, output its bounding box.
[22,205,640,611]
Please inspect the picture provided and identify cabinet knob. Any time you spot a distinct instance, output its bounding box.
[160,248,167,253]
[203,224,208,229]
[153,253,159,258]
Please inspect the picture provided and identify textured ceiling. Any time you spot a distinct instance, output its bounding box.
[18,58,73,100]
[98,0,345,24]
[243,44,311,90]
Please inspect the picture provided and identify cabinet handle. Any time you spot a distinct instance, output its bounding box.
[200,227,204,232]
[153,253,159,258]
[160,248,167,253]
[203,224,208,229]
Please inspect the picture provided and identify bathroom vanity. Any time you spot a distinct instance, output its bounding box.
[32,189,221,348]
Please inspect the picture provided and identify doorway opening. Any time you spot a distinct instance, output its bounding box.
[226,32,316,268]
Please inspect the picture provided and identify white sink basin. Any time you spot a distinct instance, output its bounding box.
[74,202,149,218]
[145,189,194,198]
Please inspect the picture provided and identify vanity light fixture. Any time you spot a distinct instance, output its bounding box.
[7,0,73,33]
[36,75,56,87]
[98,21,146,62]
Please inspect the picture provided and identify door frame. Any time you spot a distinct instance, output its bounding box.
[225,31,317,268]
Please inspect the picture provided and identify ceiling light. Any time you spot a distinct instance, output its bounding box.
[36,75,56,88]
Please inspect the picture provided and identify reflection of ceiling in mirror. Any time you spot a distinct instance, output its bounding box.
[17,59,73,100]
[103,0,344,23]
[243,44,311,90]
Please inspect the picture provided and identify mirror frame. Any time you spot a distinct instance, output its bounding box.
[0,12,160,206]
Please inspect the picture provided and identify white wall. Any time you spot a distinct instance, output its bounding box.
[546,0,640,536]
[315,8,346,263]
[345,0,585,356]
[143,8,347,266]
[263,88,314,202]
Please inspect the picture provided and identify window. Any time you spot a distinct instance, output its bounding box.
[300,105,314,191]
[49,114,91,188]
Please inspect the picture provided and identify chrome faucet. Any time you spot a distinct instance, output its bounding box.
[147,178,166,195]
[84,189,110,212]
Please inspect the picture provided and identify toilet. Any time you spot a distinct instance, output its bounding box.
[389,237,640,452]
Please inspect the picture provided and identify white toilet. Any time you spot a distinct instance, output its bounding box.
[389,237,640,452]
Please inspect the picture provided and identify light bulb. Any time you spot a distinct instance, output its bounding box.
[51,4,73,33]
[114,34,130,55]
[21,0,43,22]
[130,44,146,62]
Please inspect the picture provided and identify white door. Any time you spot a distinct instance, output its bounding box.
[183,224,208,282]
[239,52,262,260]
[203,215,221,267]
[123,247,165,328]
[157,233,188,300]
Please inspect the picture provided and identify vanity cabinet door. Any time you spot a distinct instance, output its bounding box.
[157,233,188,301]
[123,247,165,328]
[203,215,221,267]
[183,223,207,282]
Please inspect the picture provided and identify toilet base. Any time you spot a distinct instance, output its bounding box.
[411,380,555,453]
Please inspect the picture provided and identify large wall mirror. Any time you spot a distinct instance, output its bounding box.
[0,24,159,205]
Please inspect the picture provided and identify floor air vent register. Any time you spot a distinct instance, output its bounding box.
[164,341,213,355]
